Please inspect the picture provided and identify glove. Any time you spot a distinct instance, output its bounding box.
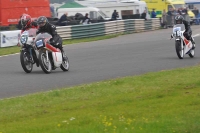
[49,38,55,45]
[184,31,189,36]
[32,21,38,27]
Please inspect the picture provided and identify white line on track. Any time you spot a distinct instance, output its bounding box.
[0,53,19,58]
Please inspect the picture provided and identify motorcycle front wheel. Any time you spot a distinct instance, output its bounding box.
[20,50,33,73]
[175,40,184,59]
[39,50,52,74]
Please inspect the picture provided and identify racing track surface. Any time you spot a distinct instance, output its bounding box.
[0,25,200,99]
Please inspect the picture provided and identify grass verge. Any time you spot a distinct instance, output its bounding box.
[0,65,200,133]
[0,34,121,56]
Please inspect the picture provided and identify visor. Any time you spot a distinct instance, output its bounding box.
[38,22,46,27]
[21,20,27,26]
[176,20,182,24]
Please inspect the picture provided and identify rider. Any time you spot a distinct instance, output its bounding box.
[17,14,38,46]
[17,14,38,63]
[36,16,66,61]
[172,15,195,48]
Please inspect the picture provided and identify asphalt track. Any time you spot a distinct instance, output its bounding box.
[0,26,200,99]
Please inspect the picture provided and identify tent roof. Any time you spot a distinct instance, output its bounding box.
[58,2,86,8]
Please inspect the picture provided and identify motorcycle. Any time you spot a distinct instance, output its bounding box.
[171,24,195,59]
[34,32,69,74]
[19,28,40,73]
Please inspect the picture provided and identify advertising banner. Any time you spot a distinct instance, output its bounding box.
[0,30,21,47]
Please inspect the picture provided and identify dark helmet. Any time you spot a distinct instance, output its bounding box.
[37,16,48,28]
[175,15,184,24]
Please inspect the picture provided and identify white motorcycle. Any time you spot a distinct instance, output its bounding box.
[19,28,40,73]
[34,32,69,74]
[171,24,195,59]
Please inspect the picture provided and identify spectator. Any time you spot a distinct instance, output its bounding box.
[57,12,68,26]
[171,8,177,25]
[151,9,157,18]
[116,12,119,19]
[82,13,91,25]
[141,10,147,20]
[177,8,182,15]
[182,7,187,15]
[50,6,55,17]
[112,10,118,20]
[161,9,167,28]
[193,7,199,17]
[167,8,174,26]
[193,7,199,24]
[167,8,172,16]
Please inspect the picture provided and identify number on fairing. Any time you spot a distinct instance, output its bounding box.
[36,40,43,47]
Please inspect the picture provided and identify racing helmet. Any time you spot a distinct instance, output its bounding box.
[37,16,48,28]
[175,15,184,24]
[21,14,32,28]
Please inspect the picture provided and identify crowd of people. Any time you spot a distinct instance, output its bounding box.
[161,7,190,26]
[159,7,199,27]
[56,12,91,26]
[56,9,148,26]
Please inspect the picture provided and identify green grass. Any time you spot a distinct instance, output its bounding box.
[0,34,121,56]
[1,65,200,133]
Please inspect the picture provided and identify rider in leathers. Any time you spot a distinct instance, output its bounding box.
[36,16,66,60]
[171,15,195,48]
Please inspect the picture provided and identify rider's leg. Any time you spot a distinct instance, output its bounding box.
[188,31,195,49]
[57,42,67,61]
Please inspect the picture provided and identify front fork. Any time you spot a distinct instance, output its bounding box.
[21,45,32,60]
[46,50,50,63]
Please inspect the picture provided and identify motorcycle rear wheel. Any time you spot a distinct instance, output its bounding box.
[60,54,69,71]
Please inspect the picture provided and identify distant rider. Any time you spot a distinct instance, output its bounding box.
[171,15,195,49]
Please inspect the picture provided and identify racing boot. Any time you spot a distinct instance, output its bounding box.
[60,47,67,62]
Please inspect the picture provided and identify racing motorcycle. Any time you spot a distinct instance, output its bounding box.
[34,32,69,74]
[171,24,195,59]
[19,28,40,73]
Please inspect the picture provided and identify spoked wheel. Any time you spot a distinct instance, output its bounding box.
[20,51,33,73]
[175,40,184,59]
[39,51,52,74]
[60,52,69,71]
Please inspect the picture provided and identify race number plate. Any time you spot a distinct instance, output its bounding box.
[36,40,43,48]
[173,27,181,32]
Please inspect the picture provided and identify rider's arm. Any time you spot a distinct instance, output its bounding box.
[50,24,58,38]
[31,21,38,27]
[36,28,41,35]
[183,20,190,32]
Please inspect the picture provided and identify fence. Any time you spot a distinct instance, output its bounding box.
[0,18,160,47]
[56,18,160,40]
